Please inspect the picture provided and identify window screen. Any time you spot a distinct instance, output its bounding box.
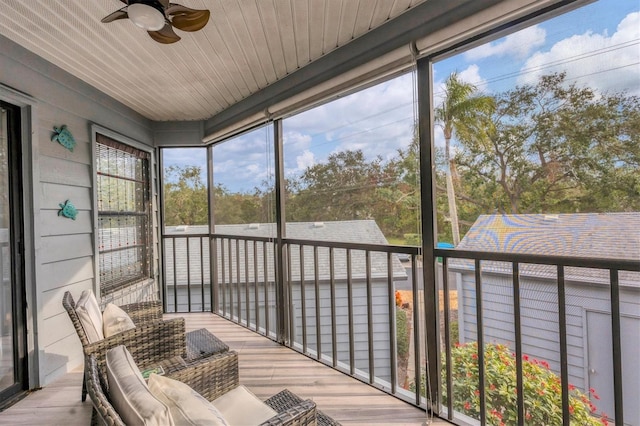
[96,134,152,295]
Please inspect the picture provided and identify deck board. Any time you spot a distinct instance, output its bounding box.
[0,368,92,425]
[169,312,447,426]
[0,312,448,425]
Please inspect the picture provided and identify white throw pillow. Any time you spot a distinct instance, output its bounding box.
[212,386,277,426]
[106,345,174,426]
[75,289,104,343]
[148,374,228,426]
[103,303,136,338]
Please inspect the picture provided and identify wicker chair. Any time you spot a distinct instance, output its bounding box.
[63,291,229,401]
[86,351,318,426]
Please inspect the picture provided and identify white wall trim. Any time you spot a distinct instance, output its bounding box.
[90,123,157,304]
[0,83,41,388]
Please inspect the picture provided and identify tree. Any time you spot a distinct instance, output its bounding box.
[435,72,495,245]
[287,150,386,223]
[377,132,422,239]
[454,72,640,215]
[163,165,208,226]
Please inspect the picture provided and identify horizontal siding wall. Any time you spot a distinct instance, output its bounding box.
[290,279,393,382]
[0,35,154,387]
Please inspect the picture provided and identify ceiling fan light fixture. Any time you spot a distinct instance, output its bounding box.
[127,3,165,31]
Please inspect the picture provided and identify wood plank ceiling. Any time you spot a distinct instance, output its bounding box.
[0,0,425,121]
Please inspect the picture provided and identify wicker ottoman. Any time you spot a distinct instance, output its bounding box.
[185,327,229,360]
[265,389,342,426]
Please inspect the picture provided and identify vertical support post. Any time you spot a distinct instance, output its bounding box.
[366,251,374,384]
[300,245,307,352]
[245,240,250,325]
[330,248,337,367]
[475,260,486,425]
[287,244,294,343]
[264,241,270,336]
[610,269,624,426]
[417,56,440,414]
[228,239,234,319]
[253,240,259,331]
[236,239,241,322]
[513,262,525,424]
[172,238,178,312]
[412,260,422,405]
[200,237,205,311]
[387,252,397,394]
[557,265,570,426]
[157,148,167,313]
[273,119,288,344]
[186,238,191,312]
[207,145,218,313]
[314,246,322,360]
[442,257,453,419]
[220,239,227,316]
[347,249,355,375]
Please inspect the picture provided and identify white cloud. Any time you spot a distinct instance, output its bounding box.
[284,72,417,164]
[458,65,488,90]
[518,12,640,95]
[210,128,277,191]
[465,25,546,61]
[246,163,261,174]
[283,130,312,148]
[296,150,315,170]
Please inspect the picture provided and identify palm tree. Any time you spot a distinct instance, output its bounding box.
[435,72,494,245]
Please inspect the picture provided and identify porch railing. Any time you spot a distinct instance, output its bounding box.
[435,248,639,426]
[161,232,639,425]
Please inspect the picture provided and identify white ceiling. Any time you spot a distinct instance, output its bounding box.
[0,0,425,122]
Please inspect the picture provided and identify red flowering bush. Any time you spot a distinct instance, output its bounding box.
[445,342,608,425]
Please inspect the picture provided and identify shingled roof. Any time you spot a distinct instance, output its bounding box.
[451,213,640,286]
[165,220,407,285]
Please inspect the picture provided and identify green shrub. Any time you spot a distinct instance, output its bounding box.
[413,342,609,425]
[449,320,459,345]
[396,308,409,359]
[403,233,421,246]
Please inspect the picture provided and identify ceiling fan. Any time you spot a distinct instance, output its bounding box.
[101,0,210,44]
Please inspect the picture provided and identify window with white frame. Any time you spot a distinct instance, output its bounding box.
[96,133,152,295]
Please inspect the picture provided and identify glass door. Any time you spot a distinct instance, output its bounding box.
[0,100,27,405]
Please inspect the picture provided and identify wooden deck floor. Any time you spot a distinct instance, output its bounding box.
[0,312,449,425]
[0,367,91,425]
[171,312,447,426]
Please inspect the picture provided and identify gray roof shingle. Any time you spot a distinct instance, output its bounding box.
[451,213,640,286]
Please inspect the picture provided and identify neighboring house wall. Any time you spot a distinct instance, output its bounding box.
[0,35,155,386]
[291,278,394,383]
[456,271,640,424]
[452,213,640,424]
[456,272,640,388]
[164,222,405,383]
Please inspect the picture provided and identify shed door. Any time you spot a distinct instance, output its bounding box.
[587,311,639,426]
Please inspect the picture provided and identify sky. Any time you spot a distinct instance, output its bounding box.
[164,0,639,194]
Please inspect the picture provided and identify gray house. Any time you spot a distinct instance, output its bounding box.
[451,213,640,424]
[164,220,407,384]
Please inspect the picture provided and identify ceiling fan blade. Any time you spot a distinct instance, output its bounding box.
[166,5,210,32]
[148,23,181,44]
[101,8,128,23]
